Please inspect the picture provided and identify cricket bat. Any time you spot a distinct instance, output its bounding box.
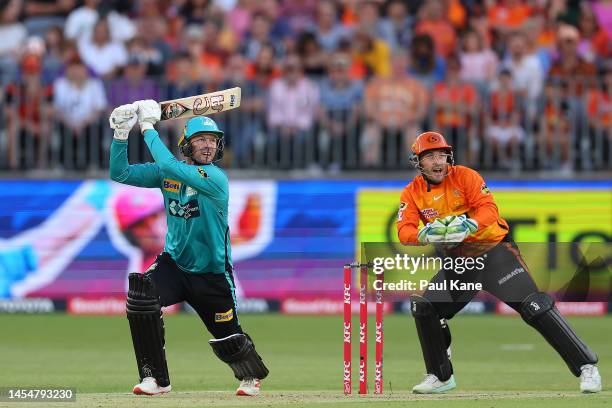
[159,87,241,121]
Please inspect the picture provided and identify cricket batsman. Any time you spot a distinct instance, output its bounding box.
[108,100,269,396]
[397,131,601,394]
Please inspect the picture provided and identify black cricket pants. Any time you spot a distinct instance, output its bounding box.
[423,237,539,319]
[145,252,242,339]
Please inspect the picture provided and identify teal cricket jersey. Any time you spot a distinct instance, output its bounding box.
[109,129,232,274]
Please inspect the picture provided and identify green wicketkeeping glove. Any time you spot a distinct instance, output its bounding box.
[417,219,448,243]
[442,215,478,243]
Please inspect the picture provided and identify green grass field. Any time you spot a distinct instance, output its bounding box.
[0,314,610,407]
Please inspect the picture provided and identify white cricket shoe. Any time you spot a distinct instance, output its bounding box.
[133,377,171,395]
[412,374,456,394]
[236,378,261,396]
[580,364,602,393]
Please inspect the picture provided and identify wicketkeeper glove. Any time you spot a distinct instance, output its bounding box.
[441,215,478,243]
[134,99,161,132]
[109,103,138,140]
[417,219,448,243]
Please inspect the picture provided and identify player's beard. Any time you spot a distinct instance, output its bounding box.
[421,163,448,184]
[192,147,216,165]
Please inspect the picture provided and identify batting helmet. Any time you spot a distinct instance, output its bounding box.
[178,116,225,161]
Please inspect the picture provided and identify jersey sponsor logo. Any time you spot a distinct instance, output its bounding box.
[186,186,198,196]
[215,308,234,322]
[197,167,208,178]
[163,178,181,193]
[481,183,490,195]
[397,202,407,221]
[420,208,439,219]
[168,199,200,219]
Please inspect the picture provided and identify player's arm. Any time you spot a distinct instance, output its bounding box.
[461,167,500,229]
[142,128,227,198]
[108,103,161,187]
[397,188,422,244]
[135,99,228,198]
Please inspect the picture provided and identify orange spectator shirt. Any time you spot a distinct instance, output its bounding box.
[415,20,457,58]
[433,82,478,127]
[397,165,509,244]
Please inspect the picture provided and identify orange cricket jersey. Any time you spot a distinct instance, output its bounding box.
[397,165,509,244]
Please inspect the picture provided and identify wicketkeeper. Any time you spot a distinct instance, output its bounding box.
[397,131,601,394]
[109,101,269,396]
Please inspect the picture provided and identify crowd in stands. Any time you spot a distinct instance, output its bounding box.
[0,0,610,173]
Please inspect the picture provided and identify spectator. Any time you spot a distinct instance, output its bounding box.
[415,0,457,58]
[501,31,544,121]
[258,0,292,41]
[379,0,413,52]
[53,56,107,169]
[106,56,158,108]
[77,18,128,79]
[266,54,319,168]
[352,27,391,78]
[225,0,255,42]
[459,29,498,93]
[64,0,136,43]
[0,0,27,84]
[125,30,167,77]
[41,26,66,83]
[538,80,573,173]
[296,31,327,78]
[314,0,349,52]
[183,23,226,86]
[3,53,53,169]
[487,0,531,37]
[408,34,446,89]
[241,12,281,60]
[484,69,525,170]
[279,0,317,34]
[584,65,611,169]
[317,53,364,171]
[357,1,384,39]
[577,3,611,65]
[549,24,597,97]
[362,51,428,167]
[24,0,75,37]
[218,53,267,167]
[180,0,213,25]
[245,42,281,86]
[432,55,479,165]
[158,52,204,150]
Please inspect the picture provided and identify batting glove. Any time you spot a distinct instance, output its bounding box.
[109,103,138,140]
[417,219,448,243]
[134,99,161,132]
[442,215,478,243]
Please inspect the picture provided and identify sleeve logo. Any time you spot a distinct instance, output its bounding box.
[197,168,208,178]
[481,183,490,195]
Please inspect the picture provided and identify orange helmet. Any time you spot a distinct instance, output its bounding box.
[411,132,452,156]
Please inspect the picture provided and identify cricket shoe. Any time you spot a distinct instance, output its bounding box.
[133,377,171,395]
[412,374,456,394]
[580,364,602,393]
[236,378,261,396]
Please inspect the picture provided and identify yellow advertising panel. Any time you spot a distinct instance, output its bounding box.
[357,189,612,292]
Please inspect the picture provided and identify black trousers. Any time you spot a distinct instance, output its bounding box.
[146,252,242,339]
[423,238,539,319]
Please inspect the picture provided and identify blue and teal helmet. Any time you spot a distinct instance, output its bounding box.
[178,116,225,162]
